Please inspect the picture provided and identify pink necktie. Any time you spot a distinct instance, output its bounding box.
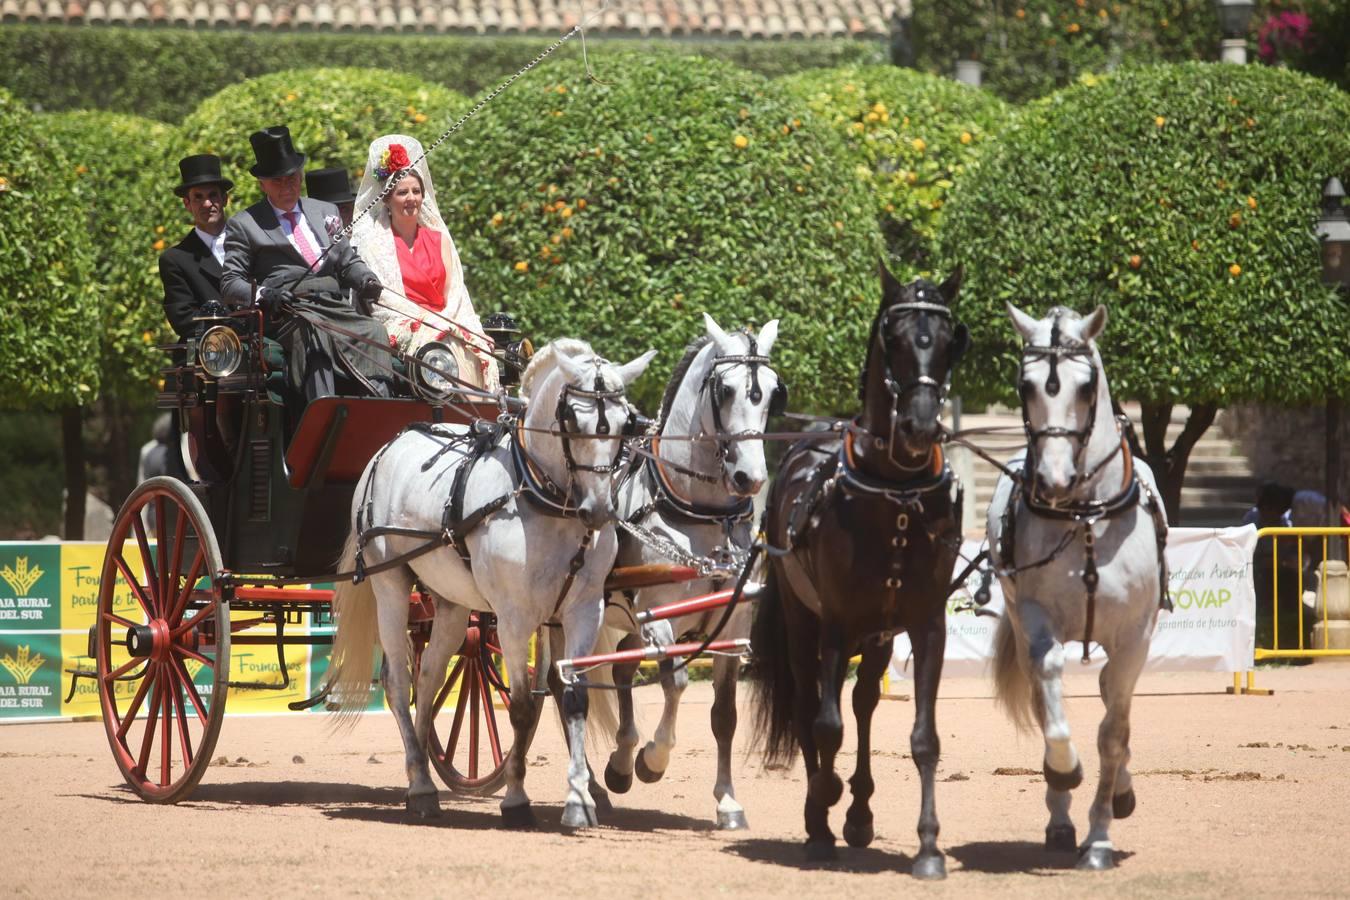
[282,210,320,267]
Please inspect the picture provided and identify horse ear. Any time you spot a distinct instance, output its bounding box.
[939,265,964,305]
[879,259,904,308]
[1081,304,1108,342]
[1006,302,1040,342]
[614,348,658,387]
[951,322,971,367]
[756,319,780,356]
[702,312,735,354]
[554,348,589,386]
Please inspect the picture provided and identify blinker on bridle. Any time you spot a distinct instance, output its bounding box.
[556,363,631,475]
[1019,313,1103,491]
[701,331,782,466]
[869,291,955,470]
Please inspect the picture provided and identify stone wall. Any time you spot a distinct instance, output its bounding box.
[1221,402,1349,516]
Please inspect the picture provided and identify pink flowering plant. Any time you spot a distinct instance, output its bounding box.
[1258,11,1315,65]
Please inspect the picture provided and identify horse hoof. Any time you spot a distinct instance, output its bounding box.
[1112,788,1137,820]
[842,818,874,848]
[804,839,838,863]
[501,802,536,829]
[1045,823,1077,852]
[1076,844,1116,871]
[589,785,614,815]
[911,854,947,881]
[404,792,441,819]
[717,809,749,831]
[634,749,665,784]
[561,800,599,829]
[604,760,633,795]
[1044,760,1084,793]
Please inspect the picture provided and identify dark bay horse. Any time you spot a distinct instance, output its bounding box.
[750,263,968,877]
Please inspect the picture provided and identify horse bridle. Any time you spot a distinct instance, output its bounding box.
[555,366,638,475]
[869,295,956,470]
[1017,315,1108,492]
[699,333,786,467]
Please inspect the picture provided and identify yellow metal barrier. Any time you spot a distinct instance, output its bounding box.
[1232,527,1350,695]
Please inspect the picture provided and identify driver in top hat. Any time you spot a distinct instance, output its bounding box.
[161,153,234,338]
[222,125,393,402]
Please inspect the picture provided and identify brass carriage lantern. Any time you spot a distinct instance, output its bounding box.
[1213,0,1255,63]
[1317,177,1350,291]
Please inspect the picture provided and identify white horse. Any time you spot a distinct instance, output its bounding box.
[987,304,1168,871]
[328,338,655,828]
[592,313,782,830]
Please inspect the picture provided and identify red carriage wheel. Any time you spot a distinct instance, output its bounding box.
[95,477,229,803]
[425,614,547,795]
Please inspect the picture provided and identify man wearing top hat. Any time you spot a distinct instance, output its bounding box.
[160,154,234,338]
[306,166,357,227]
[222,125,392,401]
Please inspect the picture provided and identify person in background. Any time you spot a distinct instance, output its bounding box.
[305,166,357,227]
[160,154,234,338]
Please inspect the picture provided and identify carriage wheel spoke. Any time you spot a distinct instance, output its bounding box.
[173,643,213,668]
[116,662,156,739]
[432,657,465,718]
[172,655,209,725]
[172,598,217,639]
[102,610,138,631]
[445,663,471,768]
[155,497,170,607]
[167,549,204,628]
[135,666,163,776]
[163,508,189,618]
[114,553,155,620]
[160,674,172,785]
[468,661,480,779]
[171,672,194,770]
[478,657,504,767]
[131,513,160,617]
[106,653,147,683]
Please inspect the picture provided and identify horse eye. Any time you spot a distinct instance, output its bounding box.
[1078,382,1094,401]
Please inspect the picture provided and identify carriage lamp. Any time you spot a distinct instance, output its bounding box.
[482,311,530,388]
[415,341,461,402]
[198,325,242,378]
[1213,0,1255,62]
[1317,177,1350,291]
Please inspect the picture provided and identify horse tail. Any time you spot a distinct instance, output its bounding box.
[327,528,380,730]
[749,564,798,766]
[992,610,1037,733]
[582,625,620,750]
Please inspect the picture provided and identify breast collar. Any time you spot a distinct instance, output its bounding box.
[511,418,582,519]
[640,440,754,526]
[838,426,952,504]
[1018,432,1139,523]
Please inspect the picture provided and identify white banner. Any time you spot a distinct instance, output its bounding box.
[889,526,1258,681]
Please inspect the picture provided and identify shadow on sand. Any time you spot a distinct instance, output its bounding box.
[947,840,1133,874]
[723,838,914,875]
[323,799,717,834]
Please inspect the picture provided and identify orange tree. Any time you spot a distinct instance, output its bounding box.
[440,51,881,414]
[938,63,1350,521]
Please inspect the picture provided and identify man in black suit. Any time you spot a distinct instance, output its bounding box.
[160,154,233,338]
[222,126,391,400]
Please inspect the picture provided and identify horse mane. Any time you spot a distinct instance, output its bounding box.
[519,337,596,399]
[658,334,714,424]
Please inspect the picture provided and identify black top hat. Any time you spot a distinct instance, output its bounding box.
[174,154,234,197]
[305,166,356,205]
[248,125,306,179]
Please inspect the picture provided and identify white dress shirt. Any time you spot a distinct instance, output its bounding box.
[194,226,226,267]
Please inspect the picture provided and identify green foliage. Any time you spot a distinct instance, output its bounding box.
[938,62,1350,407]
[442,51,882,413]
[0,25,882,124]
[776,65,1008,281]
[0,412,63,538]
[173,67,469,210]
[0,88,101,410]
[39,111,176,403]
[909,0,1220,102]
[1271,0,1350,89]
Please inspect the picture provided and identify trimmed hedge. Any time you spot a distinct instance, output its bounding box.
[0,25,884,123]
[39,111,176,401]
[938,62,1350,407]
[775,65,1008,281]
[171,67,469,210]
[908,0,1221,102]
[0,88,101,409]
[441,51,883,413]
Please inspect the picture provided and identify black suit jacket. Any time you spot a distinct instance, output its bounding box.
[159,230,224,339]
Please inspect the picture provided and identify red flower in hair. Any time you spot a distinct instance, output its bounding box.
[376,143,412,180]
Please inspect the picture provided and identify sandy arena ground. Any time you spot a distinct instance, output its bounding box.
[4,663,1350,899]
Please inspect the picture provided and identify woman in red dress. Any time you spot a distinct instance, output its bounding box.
[350,135,497,389]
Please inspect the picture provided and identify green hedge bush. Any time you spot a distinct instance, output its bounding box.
[171,67,468,210]
[776,65,1008,281]
[0,88,100,409]
[938,62,1350,407]
[441,51,882,413]
[908,0,1221,102]
[39,111,176,402]
[0,25,883,123]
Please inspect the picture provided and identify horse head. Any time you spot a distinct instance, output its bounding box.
[864,262,969,468]
[524,339,657,528]
[1007,302,1109,504]
[695,313,784,497]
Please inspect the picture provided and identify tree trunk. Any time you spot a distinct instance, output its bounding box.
[104,396,137,513]
[61,405,87,540]
[1128,401,1218,525]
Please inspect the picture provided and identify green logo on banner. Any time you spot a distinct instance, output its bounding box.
[0,546,61,630]
[0,635,61,717]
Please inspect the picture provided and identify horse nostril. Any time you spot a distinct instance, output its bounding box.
[733,471,751,491]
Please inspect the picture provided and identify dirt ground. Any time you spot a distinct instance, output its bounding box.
[4,663,1350,899]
